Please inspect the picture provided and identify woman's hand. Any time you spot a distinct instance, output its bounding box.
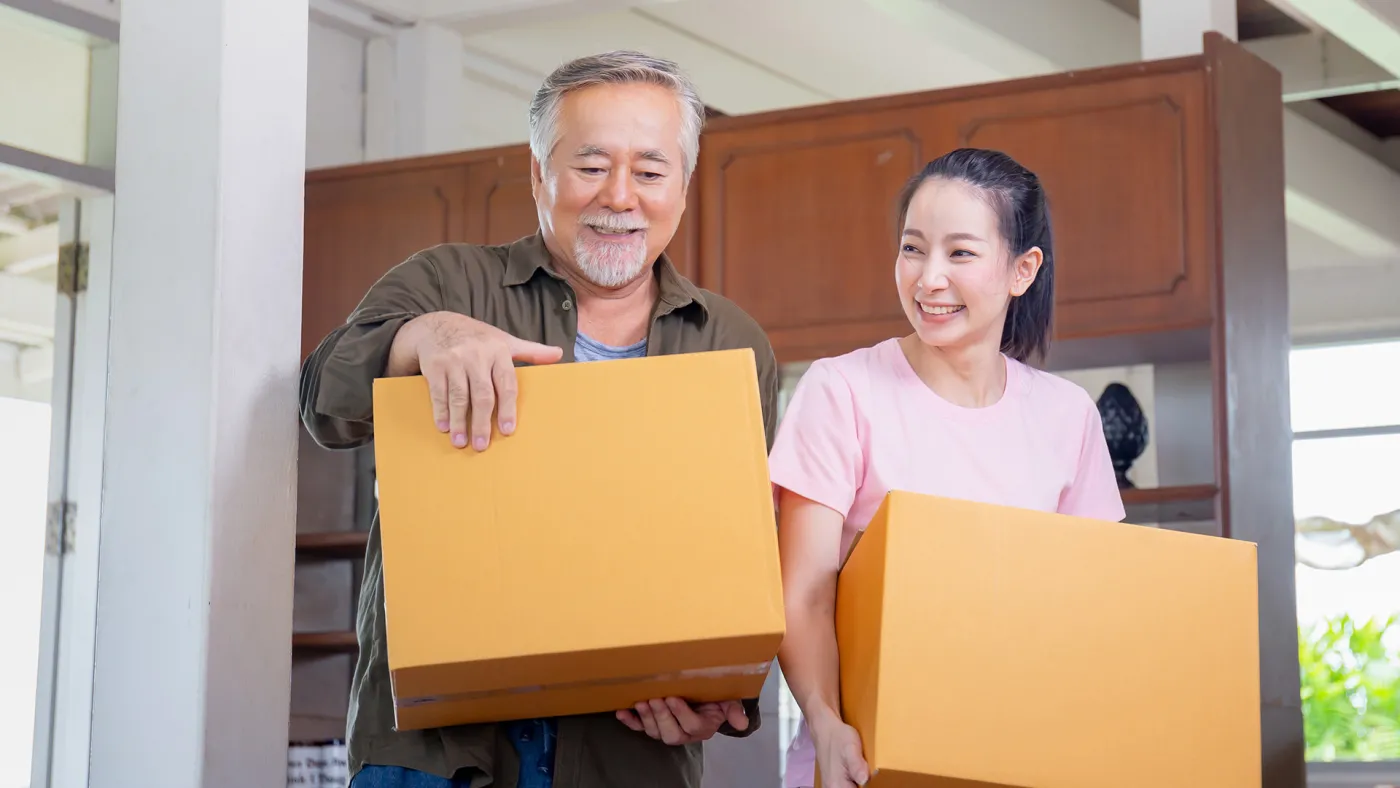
[811,713,870,787]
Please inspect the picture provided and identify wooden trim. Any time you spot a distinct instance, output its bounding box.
[307,142,530,182]
[704,55,1204,134]
[1122,484,1219,526]
[292,631,359,653]
[1204,31,1306,788]
[295,532,369,561]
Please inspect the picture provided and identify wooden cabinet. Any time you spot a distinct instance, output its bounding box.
[946,69,1213,341]
[302,148,540,358]
[697,60,1221,360]
[303,38,1260,366]
[697,106,944,360]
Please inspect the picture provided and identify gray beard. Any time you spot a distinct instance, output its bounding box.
[573,235,650,288]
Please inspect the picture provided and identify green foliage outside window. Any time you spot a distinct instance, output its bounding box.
[1300,614,1400,761]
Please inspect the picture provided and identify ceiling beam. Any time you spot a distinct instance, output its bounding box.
[420,0,678,31]
[1244,32,1400,101]
[0,143,114,194]
[0,271,56,346]
[0,220,60,268]
[0,0,119,41]
[5,251,58,274]
[309,0,404,39]
[1284,109,1400,257]
[1278,0,1400,77]
[0,213,30,236]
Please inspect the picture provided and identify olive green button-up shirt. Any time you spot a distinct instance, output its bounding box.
[298,232,780,787]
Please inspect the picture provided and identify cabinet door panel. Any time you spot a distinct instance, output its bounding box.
[947,71,1211,340]
[465,152,538,247]
[303,165,470,358]
[700,109,947,361]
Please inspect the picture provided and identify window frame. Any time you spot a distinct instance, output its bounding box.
[1289,336,1400,778]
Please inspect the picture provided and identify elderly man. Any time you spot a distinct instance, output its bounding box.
[299,51,779,788]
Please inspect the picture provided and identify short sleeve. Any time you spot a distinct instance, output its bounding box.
[1059,399,1127,522]
[767,361,864,519]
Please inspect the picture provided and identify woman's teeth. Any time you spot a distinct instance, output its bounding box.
[919,303,965,315]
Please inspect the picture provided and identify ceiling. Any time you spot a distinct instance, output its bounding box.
[1102,0,1311,39]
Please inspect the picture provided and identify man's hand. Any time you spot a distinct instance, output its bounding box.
[388,312,563,451]
[616,698,748,745]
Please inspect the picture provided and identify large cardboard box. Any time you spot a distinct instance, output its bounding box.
[832,491,1260,788]
[371,349,785,731]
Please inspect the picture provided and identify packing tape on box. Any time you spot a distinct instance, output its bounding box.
[395,661,773,708]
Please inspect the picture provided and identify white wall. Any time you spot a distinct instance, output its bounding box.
[307,22,367,169]
[1058,364,1160,489]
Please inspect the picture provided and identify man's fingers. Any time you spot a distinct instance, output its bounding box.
[663,698,710,738]
[445,365,470,449]
[720,700,749,731]
[425,366,450,434]
[648,699,687,745]
[615,709,644,733]
[491,356,519,436]
[634,702,661,741]
[508,337,564,366]
[465,361,495,451]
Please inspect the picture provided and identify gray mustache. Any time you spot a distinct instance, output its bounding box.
[581,216,647,232]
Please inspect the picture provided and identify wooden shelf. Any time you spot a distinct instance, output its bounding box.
[1121,484,1218,525]
[292,631,358,654]
[296,531,368,561]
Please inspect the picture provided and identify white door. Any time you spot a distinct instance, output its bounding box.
[28,195,114,788]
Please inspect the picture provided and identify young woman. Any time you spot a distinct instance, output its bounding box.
[769,148,1126,788]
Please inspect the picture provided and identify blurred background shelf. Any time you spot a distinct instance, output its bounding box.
[292,631,358,654]
[296,531,369,561]
[1122,484,1219,526]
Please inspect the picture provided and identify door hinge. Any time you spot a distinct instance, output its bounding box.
[45,500,77,556]
[56,242,89,297]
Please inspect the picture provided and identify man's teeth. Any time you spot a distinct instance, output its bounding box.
[919,303,965,315]
[591,226,639,235]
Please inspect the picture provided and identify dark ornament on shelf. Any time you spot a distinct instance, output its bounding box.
[1096,382,1149,489]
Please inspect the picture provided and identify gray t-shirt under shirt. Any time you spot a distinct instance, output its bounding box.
[575,331,647,363]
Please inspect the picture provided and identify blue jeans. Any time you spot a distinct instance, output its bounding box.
[351,719,557,788]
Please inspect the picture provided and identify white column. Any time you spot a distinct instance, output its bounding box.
[88,0,307,787]
[365,23,468,160]
[1141,0,1238,59]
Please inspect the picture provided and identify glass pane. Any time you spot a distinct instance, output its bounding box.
[1290,340,1400,433]
[1292,434,1400,763]
[0,397,53,787]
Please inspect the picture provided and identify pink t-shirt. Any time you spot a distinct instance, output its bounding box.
[769,338,1125,788]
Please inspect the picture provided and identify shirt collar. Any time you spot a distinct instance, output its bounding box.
[503,231,709,320]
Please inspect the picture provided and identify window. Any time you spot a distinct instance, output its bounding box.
[1290,339,1400,773]
[0,396,52,788]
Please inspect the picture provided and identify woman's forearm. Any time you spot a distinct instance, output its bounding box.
[778,581,845,736]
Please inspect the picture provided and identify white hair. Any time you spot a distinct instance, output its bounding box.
[528,50,706,180]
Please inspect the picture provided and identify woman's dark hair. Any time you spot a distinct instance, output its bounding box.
[894,148,1055,363]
